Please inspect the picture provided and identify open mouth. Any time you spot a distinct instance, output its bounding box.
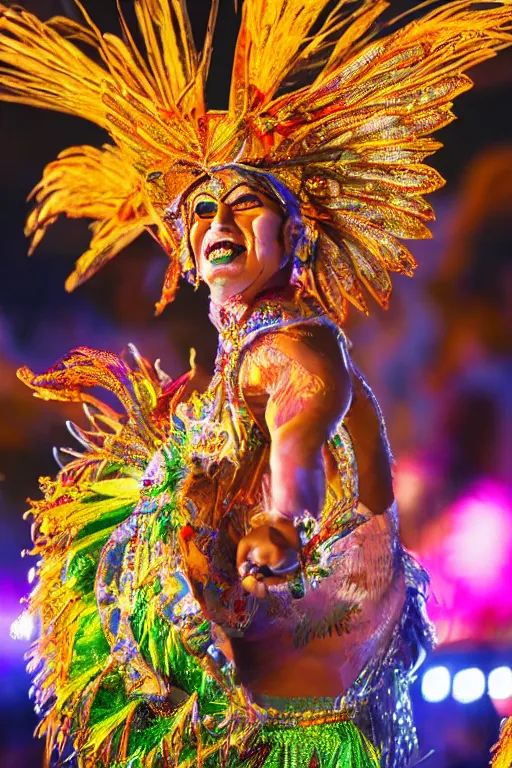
[205,240,246,266]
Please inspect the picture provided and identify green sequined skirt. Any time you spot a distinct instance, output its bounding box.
[247,696,380,768]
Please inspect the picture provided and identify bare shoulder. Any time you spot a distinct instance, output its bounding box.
[242,322,349,386]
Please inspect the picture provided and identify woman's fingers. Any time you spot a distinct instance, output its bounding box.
[241,574,268,598]
[236,535,253,570]
[236,525,292,568]
[238,549,300,599]
[236,524,300,598]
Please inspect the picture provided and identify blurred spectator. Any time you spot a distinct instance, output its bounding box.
[430,145,512,491]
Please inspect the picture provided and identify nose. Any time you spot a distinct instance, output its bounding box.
[210,201,235,233]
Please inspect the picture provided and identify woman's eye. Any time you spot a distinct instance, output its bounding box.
[231,193,262,210]
[195,200,217,218]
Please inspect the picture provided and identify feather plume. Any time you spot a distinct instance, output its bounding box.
[0,0,512,321]
[1,0,512,311]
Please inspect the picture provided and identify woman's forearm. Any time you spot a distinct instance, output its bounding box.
[269,425,326,521]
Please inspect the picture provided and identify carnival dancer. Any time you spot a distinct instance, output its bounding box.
[2,2,512,766]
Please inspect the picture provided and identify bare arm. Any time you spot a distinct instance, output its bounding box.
[264,327,350,519]
[237,324,351,591]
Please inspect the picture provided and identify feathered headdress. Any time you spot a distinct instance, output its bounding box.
[1,0,512,323]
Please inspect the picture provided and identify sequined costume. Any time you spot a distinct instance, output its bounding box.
[17,287,431,767]
[2,2,512,767]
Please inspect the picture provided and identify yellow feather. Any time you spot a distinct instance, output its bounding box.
[491,717,512,768]
[2,0,512,311]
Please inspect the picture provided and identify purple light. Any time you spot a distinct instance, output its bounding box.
[445,483,512,591]
[0,579,33,658]
[416,478,512,643]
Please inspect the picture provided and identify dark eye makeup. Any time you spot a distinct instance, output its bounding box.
[230,193,262,209]
[194,192,262,219]
[195,200,218,218]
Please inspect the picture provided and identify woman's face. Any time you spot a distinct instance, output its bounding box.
[188,172,286,305]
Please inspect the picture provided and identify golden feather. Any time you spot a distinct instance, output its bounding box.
[1,0,512,316]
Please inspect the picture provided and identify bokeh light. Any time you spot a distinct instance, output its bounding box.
[421,666,451,703]
[452,668,487,704]
[488,667,512,700]
[9,612,35,642]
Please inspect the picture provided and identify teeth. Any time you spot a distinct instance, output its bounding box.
[208,243,244,265]
[211,247,233,259]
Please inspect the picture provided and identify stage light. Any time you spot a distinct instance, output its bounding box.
[488,666,512,700]
[10,610,35,641]
[452,667,486,704]
[421,666,451,703]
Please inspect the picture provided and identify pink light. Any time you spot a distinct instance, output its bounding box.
[416,478,512,644]
[445,488,512,591]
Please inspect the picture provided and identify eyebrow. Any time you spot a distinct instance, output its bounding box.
[227,192,262,205]
[188,182,265,212]
[222,184,254,204]
[224,183,282,210]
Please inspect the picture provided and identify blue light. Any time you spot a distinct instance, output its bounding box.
[452,668,486,704]
[421,666,451,703]
[488,666,512,700]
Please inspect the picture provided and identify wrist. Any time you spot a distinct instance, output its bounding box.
[271,509,319,549]
[267,508,296,525]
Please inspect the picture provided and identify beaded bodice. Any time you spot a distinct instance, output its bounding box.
[175,288,334,523]
[169,288,372,633]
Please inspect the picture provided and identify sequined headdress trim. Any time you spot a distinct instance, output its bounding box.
[1,0,512,322]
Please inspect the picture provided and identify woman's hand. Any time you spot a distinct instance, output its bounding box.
[236,517,300,598]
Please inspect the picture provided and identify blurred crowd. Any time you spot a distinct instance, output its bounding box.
[346,146,512,768]
[348,145,512,647]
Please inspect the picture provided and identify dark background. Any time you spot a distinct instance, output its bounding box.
[0,2,511,767]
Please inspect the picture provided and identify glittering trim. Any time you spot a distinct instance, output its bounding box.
[265,708,351,728]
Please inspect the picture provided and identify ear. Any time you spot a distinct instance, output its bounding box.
[282,216,303,264]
